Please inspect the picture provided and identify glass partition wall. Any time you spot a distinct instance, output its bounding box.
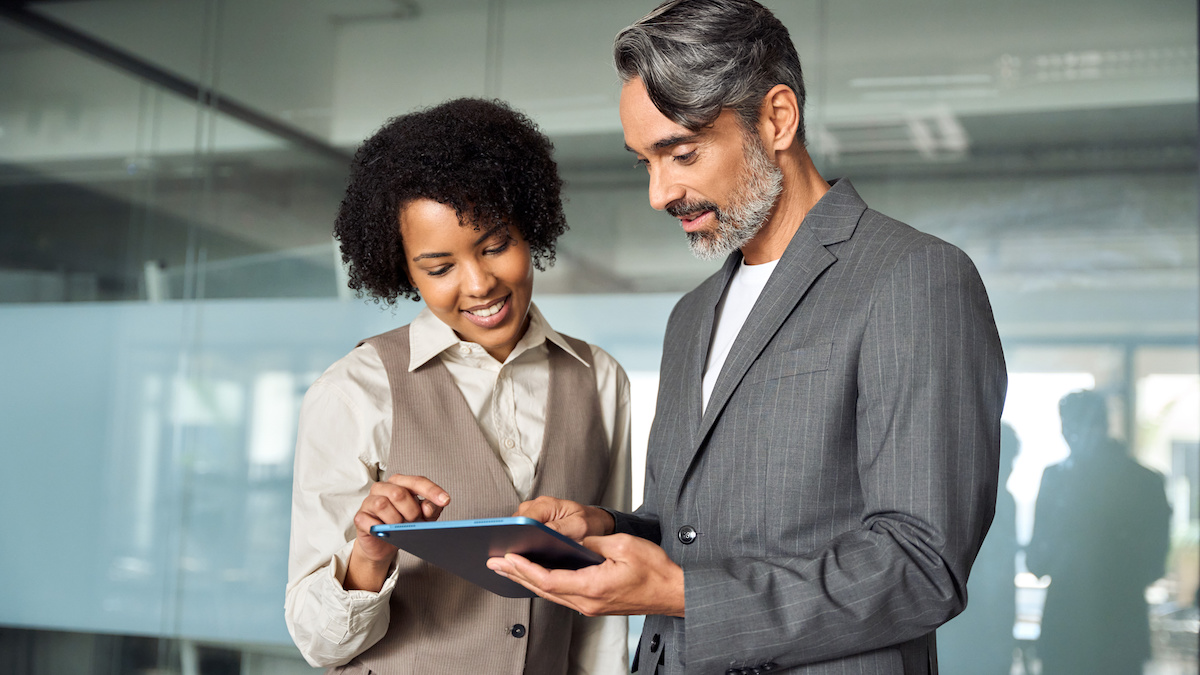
[0,1,1196,674]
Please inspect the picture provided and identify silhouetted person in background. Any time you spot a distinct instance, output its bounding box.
[1026,389,1171,675]
[938,423,1020,674]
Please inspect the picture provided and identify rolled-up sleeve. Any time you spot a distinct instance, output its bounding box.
[285,346,398,668]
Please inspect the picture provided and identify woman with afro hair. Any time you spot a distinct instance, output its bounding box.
[284,98,631,674]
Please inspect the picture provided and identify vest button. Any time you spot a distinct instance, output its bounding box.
[510,623,526,638]
[677,525,697,545]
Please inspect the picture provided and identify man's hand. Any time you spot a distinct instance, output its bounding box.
[345,474,450,592]
[486,533,685,618]
[514,496,615,541]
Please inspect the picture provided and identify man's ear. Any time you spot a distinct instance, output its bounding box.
[758,84,801,152]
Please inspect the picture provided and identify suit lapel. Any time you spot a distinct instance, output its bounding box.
[692,178,868,450]
[680,255,741,445]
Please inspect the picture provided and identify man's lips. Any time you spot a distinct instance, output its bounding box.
[678,210,714,233]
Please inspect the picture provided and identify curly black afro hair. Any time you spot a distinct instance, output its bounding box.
[334,97,567,304]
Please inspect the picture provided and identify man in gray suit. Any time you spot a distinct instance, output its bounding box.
[488,1,1007,672]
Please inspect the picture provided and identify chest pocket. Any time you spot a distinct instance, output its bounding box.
[745,340,833,383]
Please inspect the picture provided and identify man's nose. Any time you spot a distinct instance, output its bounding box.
[647,167,685,212]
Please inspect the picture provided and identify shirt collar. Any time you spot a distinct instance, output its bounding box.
[407,302,588,371]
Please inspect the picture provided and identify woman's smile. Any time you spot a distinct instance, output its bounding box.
[461,295,511,328]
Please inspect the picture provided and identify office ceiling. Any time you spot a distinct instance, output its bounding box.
[0,0,1195,307]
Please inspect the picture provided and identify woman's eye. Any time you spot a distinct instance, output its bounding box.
[484,236,513,255]
[426,265,451,277]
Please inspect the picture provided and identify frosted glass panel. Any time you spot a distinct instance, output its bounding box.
[0,294,675,643]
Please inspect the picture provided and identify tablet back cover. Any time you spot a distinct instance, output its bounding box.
[371,516,603,598]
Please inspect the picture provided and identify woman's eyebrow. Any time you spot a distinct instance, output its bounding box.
[411,251,450,262]
[473,223,509,245]
[410,225,509,261]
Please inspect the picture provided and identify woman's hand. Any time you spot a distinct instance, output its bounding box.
[344,474,450,591]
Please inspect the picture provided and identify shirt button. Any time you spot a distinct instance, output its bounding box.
[510,623,525,638]
[459,346,470,354]
[504,438,515,449]
[677,525,697,545]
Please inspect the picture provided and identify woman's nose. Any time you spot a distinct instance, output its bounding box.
[460,260,497,297]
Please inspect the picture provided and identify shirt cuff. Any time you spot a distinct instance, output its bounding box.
[318,540,400,644]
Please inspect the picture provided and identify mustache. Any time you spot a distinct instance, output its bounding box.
[667,200,722,220]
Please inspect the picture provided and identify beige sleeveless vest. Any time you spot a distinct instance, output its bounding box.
[335,325,611,675]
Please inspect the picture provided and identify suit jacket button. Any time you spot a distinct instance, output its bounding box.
[649,633,661,652]
[510,623,526,638]
[677,525,697,544]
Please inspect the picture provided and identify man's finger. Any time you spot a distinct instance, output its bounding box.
[580,532,640,559]
[513,496,560,522]
[488,554,589,612]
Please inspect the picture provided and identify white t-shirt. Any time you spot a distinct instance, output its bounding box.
[702,257,779,411]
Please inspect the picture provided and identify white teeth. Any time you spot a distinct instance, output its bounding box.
[468,298,505,317]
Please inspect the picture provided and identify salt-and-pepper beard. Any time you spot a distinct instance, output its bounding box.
[670,131,784,261]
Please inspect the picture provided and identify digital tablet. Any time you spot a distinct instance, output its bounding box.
[370,516,605,598]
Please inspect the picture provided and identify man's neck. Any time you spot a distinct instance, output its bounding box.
[741,147,829,265]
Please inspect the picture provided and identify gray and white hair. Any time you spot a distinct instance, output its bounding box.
[613,0,806,142]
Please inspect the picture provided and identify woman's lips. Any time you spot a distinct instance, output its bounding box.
[461,295,510,329]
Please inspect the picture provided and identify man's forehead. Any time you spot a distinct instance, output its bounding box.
[619,78,695,153]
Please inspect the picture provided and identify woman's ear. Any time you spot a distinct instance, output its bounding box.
[758,84,801,152]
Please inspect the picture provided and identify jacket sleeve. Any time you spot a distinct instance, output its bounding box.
[608,501,663,542]
[683,242,1008,671]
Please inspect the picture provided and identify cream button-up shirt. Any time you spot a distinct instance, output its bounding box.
[285,304,632,672]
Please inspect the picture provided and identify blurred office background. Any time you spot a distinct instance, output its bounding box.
[0,0,1196,673]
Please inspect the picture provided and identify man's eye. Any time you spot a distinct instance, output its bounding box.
[673,150,697,164]
[633,157,649,169]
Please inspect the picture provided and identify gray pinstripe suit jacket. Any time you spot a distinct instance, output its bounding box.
[615,179,1007,675]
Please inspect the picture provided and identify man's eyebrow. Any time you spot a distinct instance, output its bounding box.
[624,133,701,154]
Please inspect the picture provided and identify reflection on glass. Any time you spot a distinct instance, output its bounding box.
[939,423,1021,675]
[1027,390,1172,675]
